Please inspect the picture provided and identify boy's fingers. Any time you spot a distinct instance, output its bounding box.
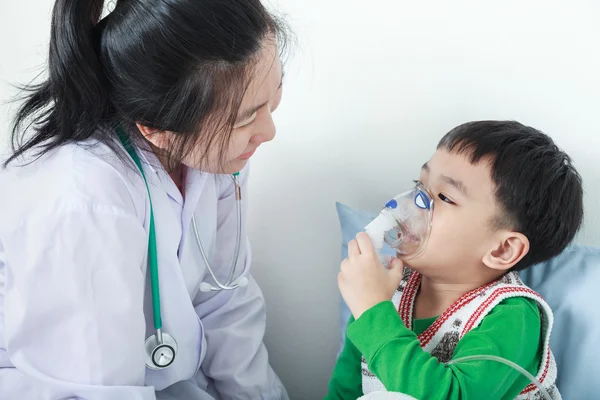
[340,258,350,272]
[355,232,375,255]
[348,239,360,257]
[388,258,404,281]
[337,272,344,287]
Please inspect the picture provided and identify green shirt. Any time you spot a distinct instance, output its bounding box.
[324,297,542,400]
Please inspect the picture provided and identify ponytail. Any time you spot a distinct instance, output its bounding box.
[6,0,290,170]
[6,0,110,166]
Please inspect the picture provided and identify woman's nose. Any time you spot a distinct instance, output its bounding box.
[251,111,276,144]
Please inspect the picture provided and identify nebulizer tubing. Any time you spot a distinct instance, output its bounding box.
[446,355,551,400]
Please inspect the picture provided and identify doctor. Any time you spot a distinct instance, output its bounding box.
[0,0,288,399]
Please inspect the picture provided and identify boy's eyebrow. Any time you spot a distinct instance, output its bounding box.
[441,175,469,197]
[421,163,469,197]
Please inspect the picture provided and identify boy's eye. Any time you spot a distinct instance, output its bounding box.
[438,193,455,204]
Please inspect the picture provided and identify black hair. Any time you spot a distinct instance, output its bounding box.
[5,0,290,170]
[437,120,584,271]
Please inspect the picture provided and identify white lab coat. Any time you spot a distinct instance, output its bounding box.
[0,138,288,400]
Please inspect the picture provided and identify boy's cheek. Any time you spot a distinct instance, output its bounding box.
[406,226,460,268]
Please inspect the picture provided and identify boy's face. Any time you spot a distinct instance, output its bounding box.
[405,149,508,282]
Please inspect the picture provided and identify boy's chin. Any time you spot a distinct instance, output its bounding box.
[396,251,427,268]
[397,253,424,270]
[399,253,438,275]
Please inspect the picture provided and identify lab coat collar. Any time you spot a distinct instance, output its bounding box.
[133,140,186,206]
[133,139,208,224]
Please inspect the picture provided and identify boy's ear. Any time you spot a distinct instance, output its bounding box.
[482,232,530,271]
[136,123,171,150]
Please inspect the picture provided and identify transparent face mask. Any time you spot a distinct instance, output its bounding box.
[369,183,434,260]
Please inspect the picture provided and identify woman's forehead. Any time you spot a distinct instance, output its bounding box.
[242,40,282,103]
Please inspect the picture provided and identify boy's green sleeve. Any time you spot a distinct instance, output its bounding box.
[347,298,542,400]
[323,316,363,400]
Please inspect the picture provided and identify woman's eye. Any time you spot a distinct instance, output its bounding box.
[236,113,257,129]
[438,193,455,204]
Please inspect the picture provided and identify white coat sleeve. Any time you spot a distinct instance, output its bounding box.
[193,166,289,400]
[1,201,156,400]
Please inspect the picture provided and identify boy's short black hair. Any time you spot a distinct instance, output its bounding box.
[438,120,584,271]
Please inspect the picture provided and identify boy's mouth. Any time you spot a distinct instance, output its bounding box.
[399,228,420,243]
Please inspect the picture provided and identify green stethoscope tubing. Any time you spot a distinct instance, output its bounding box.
[117,126,163,330]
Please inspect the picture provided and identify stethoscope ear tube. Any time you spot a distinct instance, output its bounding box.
[196,173,246,292]
[199,276,249,292]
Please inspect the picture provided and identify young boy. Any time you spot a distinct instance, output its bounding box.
[326,121,583,400]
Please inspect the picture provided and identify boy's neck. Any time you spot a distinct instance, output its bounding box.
[413,274,500,320]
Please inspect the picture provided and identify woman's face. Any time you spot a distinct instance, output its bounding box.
[211,40,283,174]
[139,39,283,174]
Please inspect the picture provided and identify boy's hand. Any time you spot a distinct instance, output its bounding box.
[338,232,404,320]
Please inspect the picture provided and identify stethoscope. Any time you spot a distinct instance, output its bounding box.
[117,128,247,370]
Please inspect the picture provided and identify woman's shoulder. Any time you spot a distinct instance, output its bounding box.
[0,140,147,228]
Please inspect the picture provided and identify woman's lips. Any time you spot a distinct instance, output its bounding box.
[238,149,256,160]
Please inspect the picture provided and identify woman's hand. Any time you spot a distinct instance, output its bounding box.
[338,232,404,320]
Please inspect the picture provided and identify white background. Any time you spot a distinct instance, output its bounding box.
[2,1,599,399]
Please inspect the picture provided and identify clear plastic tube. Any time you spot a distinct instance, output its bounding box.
[446,355,551,400]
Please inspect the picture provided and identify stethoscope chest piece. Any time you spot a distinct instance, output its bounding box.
[145,332,178,370]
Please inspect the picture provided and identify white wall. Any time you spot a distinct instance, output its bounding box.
[0,1,52,150]
[251,1,600,399]
[2,1,599,400]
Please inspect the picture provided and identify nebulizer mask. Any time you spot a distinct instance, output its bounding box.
[364,182,434,264]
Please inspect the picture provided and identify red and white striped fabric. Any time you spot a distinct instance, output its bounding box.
[362,269,561,399]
